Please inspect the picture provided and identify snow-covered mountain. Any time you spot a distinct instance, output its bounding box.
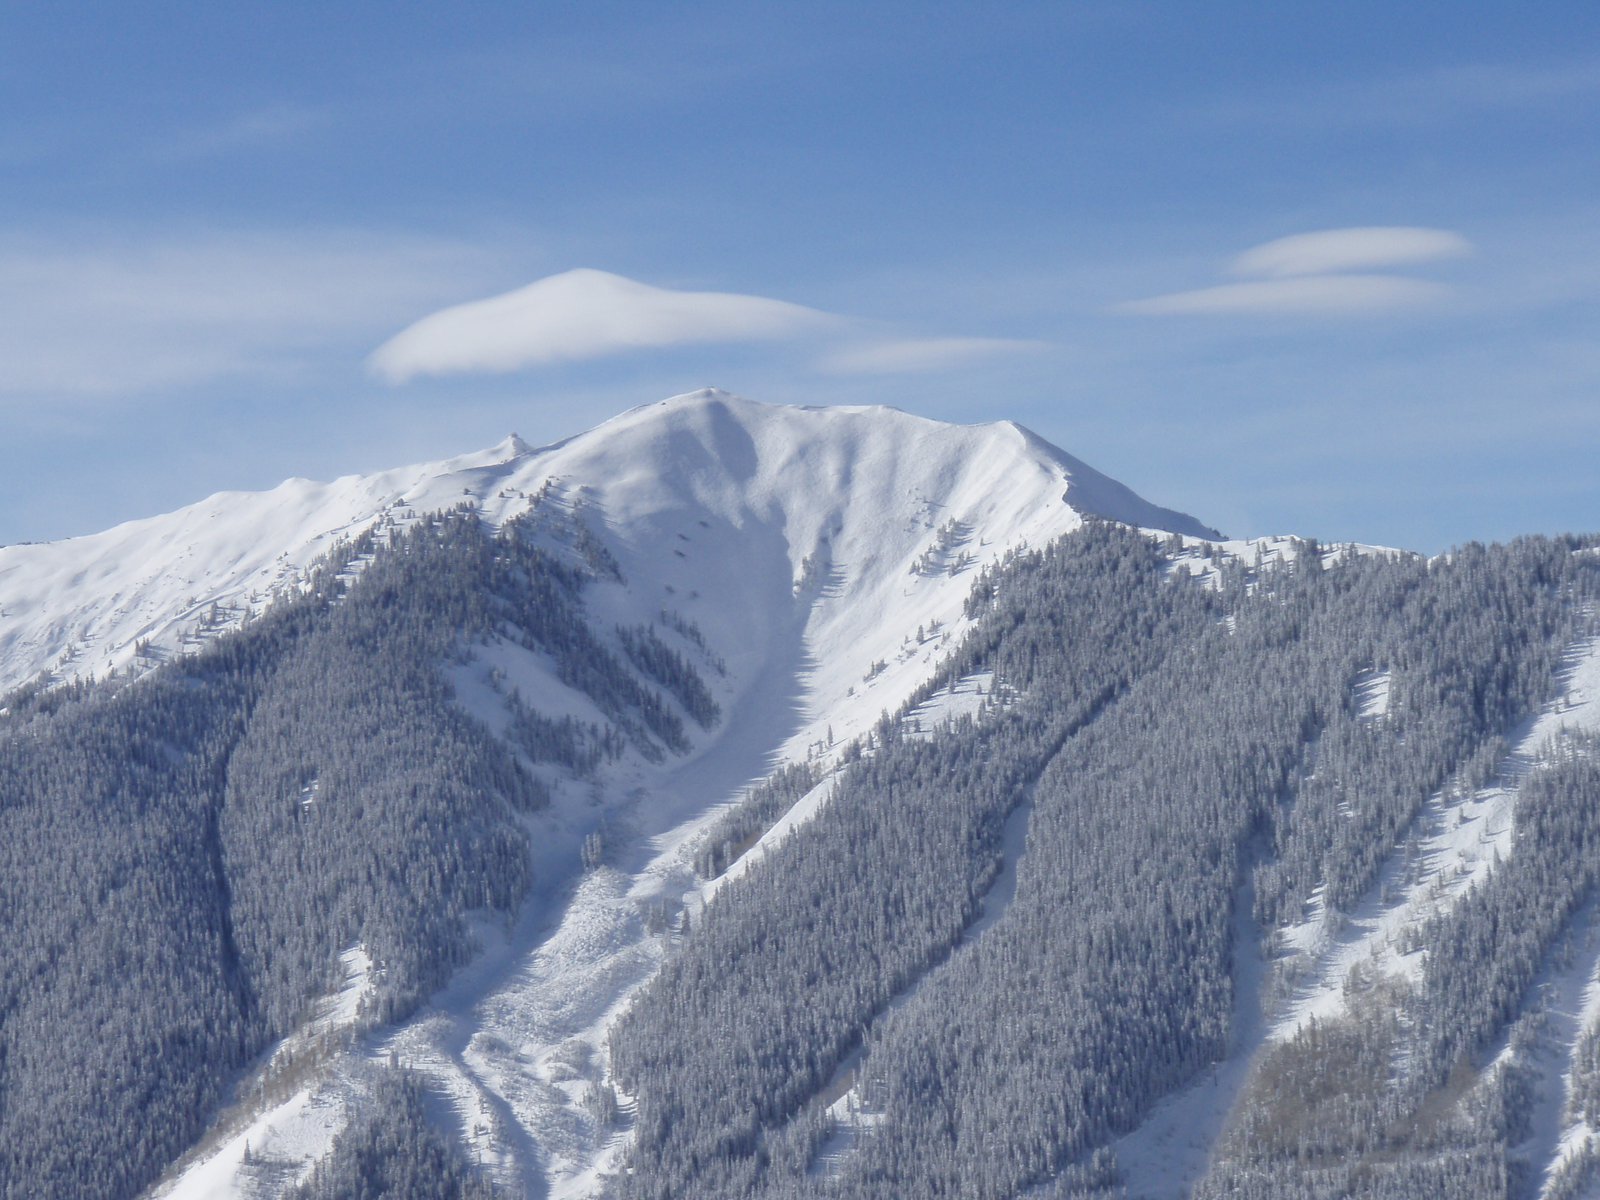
[0,390,1220,1200]
[0,388,1215,700]
[12,389,1596,1200]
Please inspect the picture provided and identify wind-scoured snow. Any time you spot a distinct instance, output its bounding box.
[136,391,1217,1198]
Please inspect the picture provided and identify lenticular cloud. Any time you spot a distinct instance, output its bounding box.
[1119,225,1471,317]
[1228,227,1472,279]
[1117,274,1450,317]
[369,268,836,382]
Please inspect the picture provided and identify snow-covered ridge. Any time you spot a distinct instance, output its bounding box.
[0,388,1215,698]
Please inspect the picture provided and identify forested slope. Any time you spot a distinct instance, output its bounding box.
[0,503,715,1200]
[606,527,1600,1200]
[7,407,1600,1200]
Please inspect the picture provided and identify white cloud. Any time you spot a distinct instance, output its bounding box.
[1119,226,1470,318]
[1116,274,1451,317]
[817,336,1049,375]
[368,269,838,382]
[1230,227,1472,278]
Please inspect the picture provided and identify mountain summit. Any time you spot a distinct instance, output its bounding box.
[0,389,1215,695]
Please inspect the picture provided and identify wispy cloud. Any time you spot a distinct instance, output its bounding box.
[369,269,839,382]
[1116,275,1451,316]
[1119,226,1468,318]
[1229,227,1472,279]
[817,336,1048,375]
[0,230,502,403]
[1392,57,1600,115]
[154,104,329,161]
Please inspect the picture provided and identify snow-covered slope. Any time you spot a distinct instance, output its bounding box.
[92,389,1216,1199]
[28,392,1593,1199]
[0,388,1214,699]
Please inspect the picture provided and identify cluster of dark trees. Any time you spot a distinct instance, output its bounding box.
[290,1067,503,1200]
[606,525,1600,1200]
[0,502,716,1200]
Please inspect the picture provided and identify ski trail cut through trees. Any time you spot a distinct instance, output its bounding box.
[809,783,1038,1177]
[1111,871,1267,1199]
[1519,895,1600,1197]
[1271,634,1600,1047]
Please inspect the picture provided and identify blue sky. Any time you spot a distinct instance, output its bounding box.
[1,2,1597,551]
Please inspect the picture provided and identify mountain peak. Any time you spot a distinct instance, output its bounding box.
[495,432,534,459]
[592,389,1219,541]
[0,391,1219,694]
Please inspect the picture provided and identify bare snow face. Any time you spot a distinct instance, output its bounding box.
[134,390,1221,1198]
[0,435,538,695]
